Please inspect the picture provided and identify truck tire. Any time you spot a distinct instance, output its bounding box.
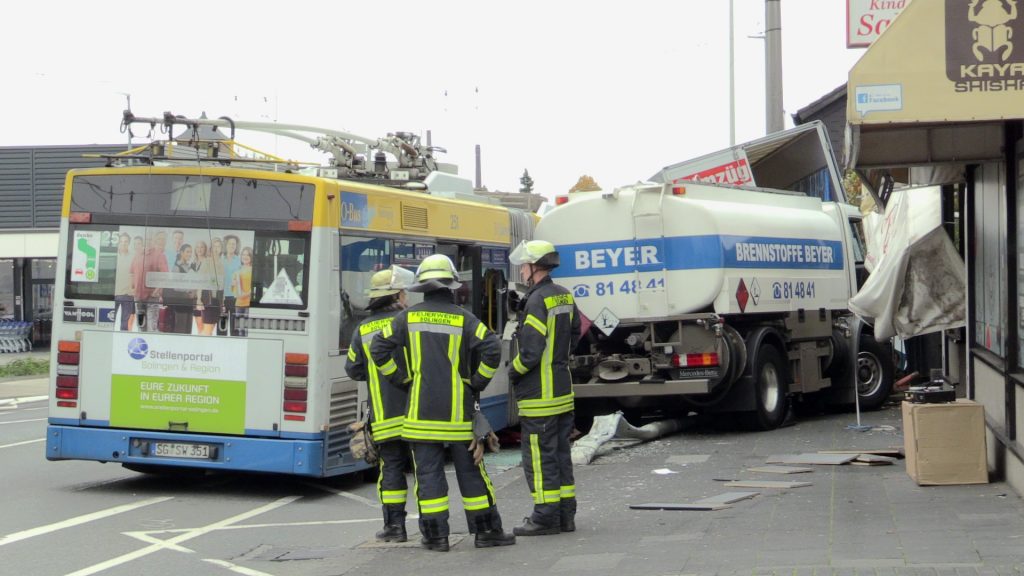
[752,345,788,430]
[856,336,895,410]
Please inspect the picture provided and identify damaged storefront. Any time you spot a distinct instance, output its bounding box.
[845,0,1024,493]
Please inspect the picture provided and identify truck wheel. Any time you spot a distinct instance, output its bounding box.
[856,336,895,410]
[753,345,789,430]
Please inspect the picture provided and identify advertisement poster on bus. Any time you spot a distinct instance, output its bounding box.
[109,333,248,434]
[71,230,102,282]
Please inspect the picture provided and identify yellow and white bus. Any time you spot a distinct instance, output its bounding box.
[46,114,533,477]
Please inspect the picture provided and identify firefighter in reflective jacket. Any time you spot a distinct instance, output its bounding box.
[370,254,516,552]
[345,265,414,543]
[508,240,581,536]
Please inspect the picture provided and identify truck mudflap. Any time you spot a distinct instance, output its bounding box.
[44,425,352,477]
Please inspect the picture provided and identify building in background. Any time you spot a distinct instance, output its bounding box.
[844,0,1024,495]
[0,144,125,344]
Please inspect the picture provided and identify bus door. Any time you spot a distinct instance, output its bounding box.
[437,243,512,430]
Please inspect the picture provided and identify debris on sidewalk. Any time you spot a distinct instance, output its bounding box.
[767,453,857,465]
[572,412,686,465]
[651,468,679,475]
[746,465,813,474]
[630,491,759,511]
[818,448,904,459]
[723,480,812,489]
[850,454,898,466]
[666,454,710,466]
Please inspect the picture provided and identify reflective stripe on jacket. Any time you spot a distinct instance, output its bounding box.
[510,276,581,417]
[370,290,501,442]
[345,307,409,442]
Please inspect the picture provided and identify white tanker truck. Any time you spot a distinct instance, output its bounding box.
[536,123,893,429]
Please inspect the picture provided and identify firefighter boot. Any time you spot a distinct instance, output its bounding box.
[473,514,516,548]
[512,517,560,536]
[560,501,576,532]
[419,518,449,552]
[375,505,407,542]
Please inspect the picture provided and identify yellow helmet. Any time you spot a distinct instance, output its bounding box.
[366,265,415,298]
[415,254,458,282]
[410,254,462,292]
[509,240,560,269]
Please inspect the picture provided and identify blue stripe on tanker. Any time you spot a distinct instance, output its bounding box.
[551,235,844,278]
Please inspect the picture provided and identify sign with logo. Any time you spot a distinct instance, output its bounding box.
[946,0,1024,93]
[110,334,248,434]
[854,84,903,116]
[98,307,117,324]
[63,307,97,324]
[848,0,911,48]
[660,149,755,188]
[70,230,101,283]
[341,191,370,228]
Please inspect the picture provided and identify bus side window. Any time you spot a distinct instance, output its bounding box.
[339,236,391,350]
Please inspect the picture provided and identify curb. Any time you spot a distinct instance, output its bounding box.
[0,395,49,406]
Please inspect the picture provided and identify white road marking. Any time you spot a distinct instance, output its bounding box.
[0,418,47,425]
[122,531,196,553]
[133,516,383,535]
[203,558,278,576]
[305,482,378,508]
[66,496,301,576]
[0,497,173,547]
[0,438,45,450]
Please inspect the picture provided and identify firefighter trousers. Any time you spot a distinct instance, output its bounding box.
[409,441,503,539]
[520,411,576,527]
[377,440,410,526]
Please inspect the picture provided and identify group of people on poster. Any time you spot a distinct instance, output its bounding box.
[111,227,255,334]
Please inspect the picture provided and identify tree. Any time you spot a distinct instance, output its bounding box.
[519,169,534,194]
[569,175,601,193]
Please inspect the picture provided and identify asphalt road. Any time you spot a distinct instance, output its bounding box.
[3,397,1023,576]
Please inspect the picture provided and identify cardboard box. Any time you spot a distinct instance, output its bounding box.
[902,400,988,486]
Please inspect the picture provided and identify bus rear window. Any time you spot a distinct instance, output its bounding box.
[71,174,314,220]
[65,224,309,310]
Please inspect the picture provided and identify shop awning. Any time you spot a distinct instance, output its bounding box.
[845,0,1024,169]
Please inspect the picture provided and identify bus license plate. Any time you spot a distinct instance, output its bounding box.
[153,442,211,459]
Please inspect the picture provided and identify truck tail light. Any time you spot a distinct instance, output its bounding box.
[555,195,569,206]
[671,352,719,368]
[672,186,687,196]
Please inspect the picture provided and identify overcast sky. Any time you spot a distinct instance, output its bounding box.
[1,0,864,198]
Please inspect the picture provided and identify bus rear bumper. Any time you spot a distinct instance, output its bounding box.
[46,425,328,477]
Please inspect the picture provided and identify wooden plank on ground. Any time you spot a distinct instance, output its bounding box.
[630,491,759,511]
[767,453,856,465]
[850,454,898,466]
[691,491,760,506]
[629,502,731,511]
[746,465,814,474]
[818,449,904,459]
[723,480,812,489]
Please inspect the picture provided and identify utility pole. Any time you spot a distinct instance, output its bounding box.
[729,0,735,146]
[765,0,784,134]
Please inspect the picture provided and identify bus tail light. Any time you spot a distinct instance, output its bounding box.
[69,212,92,223]
[56,340,81,408]
[283,352,308,420]
[285,364,308,377]
[287,220,312,232]
[58,340,81,353]
[555,195,569,206]
[671,352,720,368]
[56,388,79,400]
[283,388,307,401]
